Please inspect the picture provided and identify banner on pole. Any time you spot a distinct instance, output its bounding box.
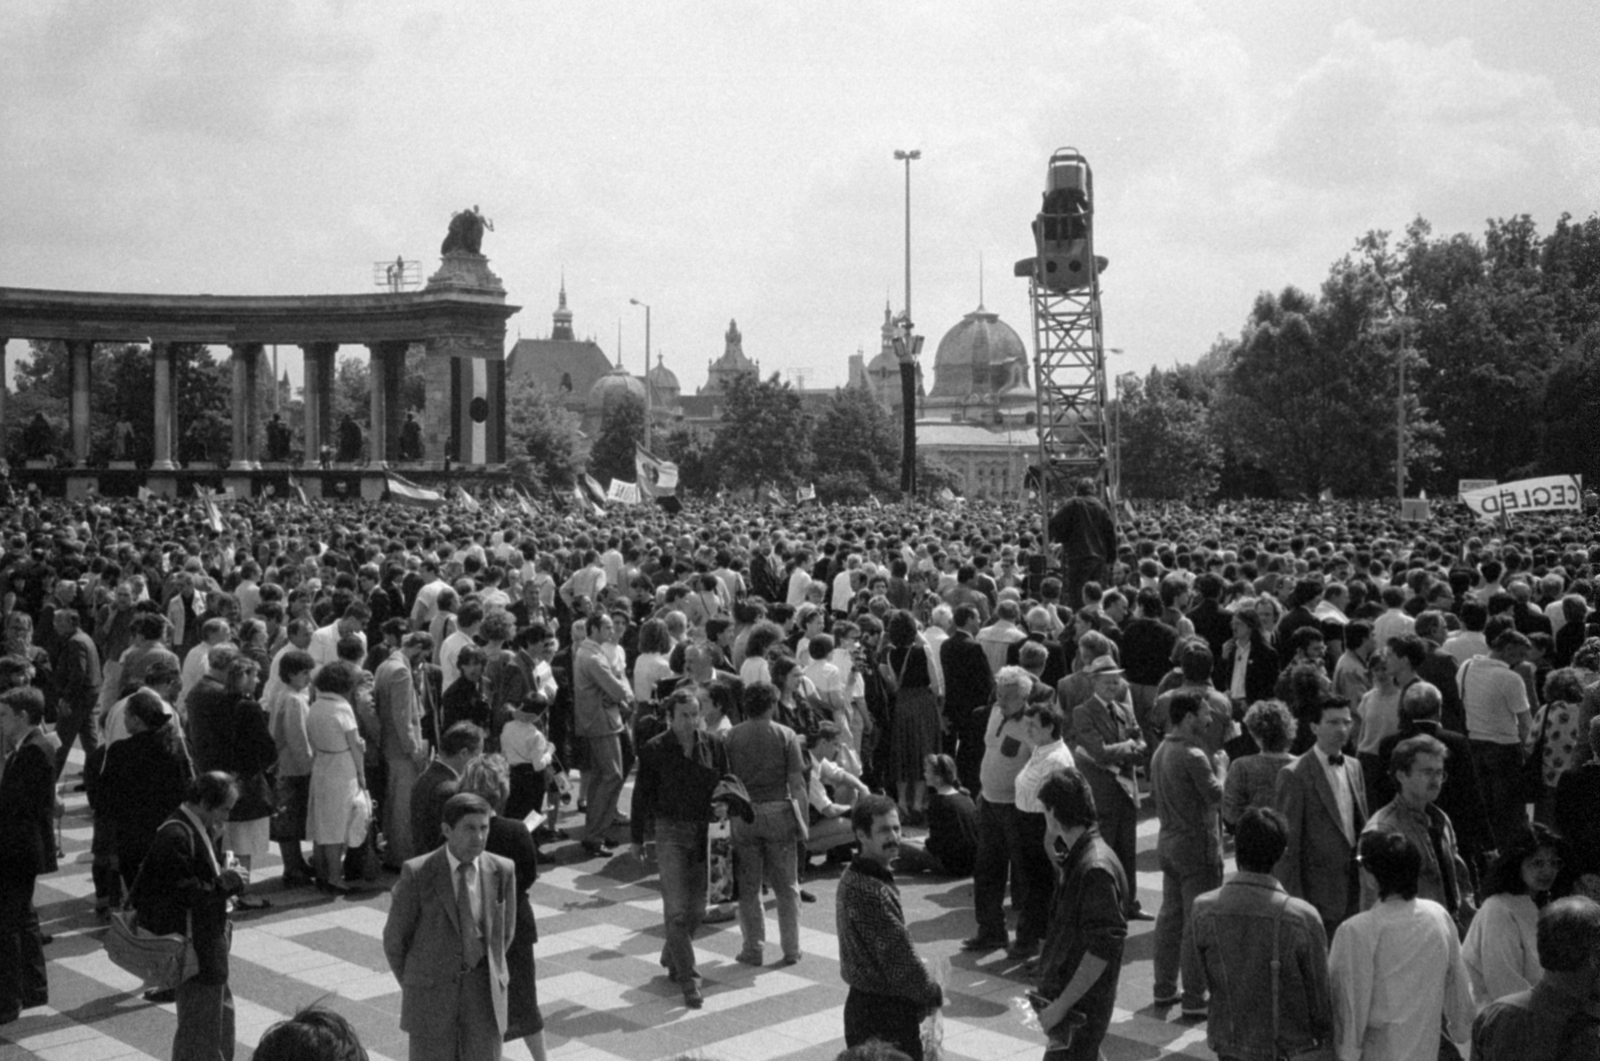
[1459,475,1582,519]
[386,473,445,509]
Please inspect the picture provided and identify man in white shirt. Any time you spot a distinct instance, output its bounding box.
[785,554,814,608]
[831,556,860,617]
[1371,586,1415,648]
[1329,829,1474,1061]
[1443,600,1492,665]
[309,603,370,669]
[439,600,484,693]
[1457,629,1534,851]
[977,600,1028,674]
[408,558,450,631]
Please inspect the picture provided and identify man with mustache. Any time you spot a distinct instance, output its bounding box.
[836,794,944,1061]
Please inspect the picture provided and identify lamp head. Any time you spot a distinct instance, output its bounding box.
[894,149,921,161]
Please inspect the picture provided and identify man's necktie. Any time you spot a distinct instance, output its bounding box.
[457,861,484,970]
[1327,753,1344,766]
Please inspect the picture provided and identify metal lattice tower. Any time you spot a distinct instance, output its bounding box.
[1015,147,1109,530]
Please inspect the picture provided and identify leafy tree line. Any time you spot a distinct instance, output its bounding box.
[504,369,958,502]
[1118,211,1600,500]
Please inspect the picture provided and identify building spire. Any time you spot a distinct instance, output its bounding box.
[978,251,985,309]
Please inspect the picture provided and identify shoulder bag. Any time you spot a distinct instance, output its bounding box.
[104,821,200,989]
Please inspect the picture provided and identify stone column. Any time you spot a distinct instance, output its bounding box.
[230,343,263,469]
[151,342,176,470]
[67,339,93,465]
[367,341,408,467]
[300,342,337,463]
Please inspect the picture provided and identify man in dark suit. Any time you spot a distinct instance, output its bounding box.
[1274,698,1368,939]
[941,605,995,793]
[1049,477,1116,612]
[1003,607,1070,692]
[384,792,518,1061]
[411,722,484,857]
[1414,611,1467,735]
[1186,574,1234,663]
[0,688,55,1024]
[51,608,101,779]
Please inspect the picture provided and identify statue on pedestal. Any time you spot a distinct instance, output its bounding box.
[265,413,292,462]
[440,205,493,255]
[337,415,364,463]
[113,418,135,460]
[22,414,56,463]
[399,411,423,461]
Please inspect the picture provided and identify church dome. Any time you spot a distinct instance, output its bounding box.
[929,304,1028,399]
[646,353,680,394]
[588,363,647,415]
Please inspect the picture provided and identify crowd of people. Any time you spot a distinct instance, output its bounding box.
[2,478,1600,1060]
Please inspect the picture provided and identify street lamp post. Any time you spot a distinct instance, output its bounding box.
[629,298,652,448]
[893,149,921,497]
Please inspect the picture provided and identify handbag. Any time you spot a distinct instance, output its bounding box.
[103,835,198,989]
[104,908,197,989]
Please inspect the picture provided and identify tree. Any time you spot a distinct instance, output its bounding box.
[1118,367,1221,502]
[588,392,647,485]
[812,387,900,497]
[1541,327,1600,486]
[710,372,812,499]
[505,375,581,488]
[331,355,371,430]
[656,422,719,496]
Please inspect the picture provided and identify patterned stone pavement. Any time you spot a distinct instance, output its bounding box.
[3,753,1219,1061]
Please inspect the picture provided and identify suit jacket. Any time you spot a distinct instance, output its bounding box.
[939,630,994,722]
[1004,633,1070,691]
[1273,750,1367,925]
[383,847,517,1036]
[0,728,57,881]
[53,628,102,714]
[1214,635,1279,704]
[410,760,458,853]
[375,655,426,761]
[1187,599,1234,661]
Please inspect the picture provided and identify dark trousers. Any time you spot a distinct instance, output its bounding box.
[974,798,1045,944]
[1099,788,1139,916]
[1469,740,1528,850]
[844,987,925,1061]
[0,875,46,1018]
[1012,811,1055,948]
[54,700,100,777]
[173,978,235,1061]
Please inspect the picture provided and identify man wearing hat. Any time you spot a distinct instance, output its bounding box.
[1071,654,1149,920]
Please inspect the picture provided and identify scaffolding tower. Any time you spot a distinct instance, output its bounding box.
[1015,147,1110,534]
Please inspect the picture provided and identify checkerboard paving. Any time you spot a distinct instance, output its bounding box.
[2,756,1219,1061]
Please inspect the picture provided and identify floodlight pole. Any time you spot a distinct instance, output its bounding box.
[630,297,651,448]
[893,149,921,498]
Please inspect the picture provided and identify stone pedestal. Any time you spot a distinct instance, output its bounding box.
[110,461,137,470]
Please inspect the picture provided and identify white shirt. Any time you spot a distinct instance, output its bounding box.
[1442,631,1489,666]
[786,569,813,608]
[1014,739,1078,813]
[1314,745,1357,845]
[499,717,553,771]
[439,629,475,691]
[1229,640,1251,699]
[1462,892,1543,1010]
[1329,897,1474,1061]
[1457,656,1530,744]
[831,569,856,613]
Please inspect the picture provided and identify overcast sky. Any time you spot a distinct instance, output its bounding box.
[4,0,1597,395]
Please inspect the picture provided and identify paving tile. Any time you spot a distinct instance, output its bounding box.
[13,757,1217,1061]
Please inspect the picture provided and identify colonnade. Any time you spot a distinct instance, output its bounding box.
[0,338,412,468]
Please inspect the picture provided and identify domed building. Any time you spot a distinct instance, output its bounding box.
[506,283,683,450]
[646,352,680,411]
[584,359,648,436]
[848,299,1036,501]
[926,302,1034,423]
